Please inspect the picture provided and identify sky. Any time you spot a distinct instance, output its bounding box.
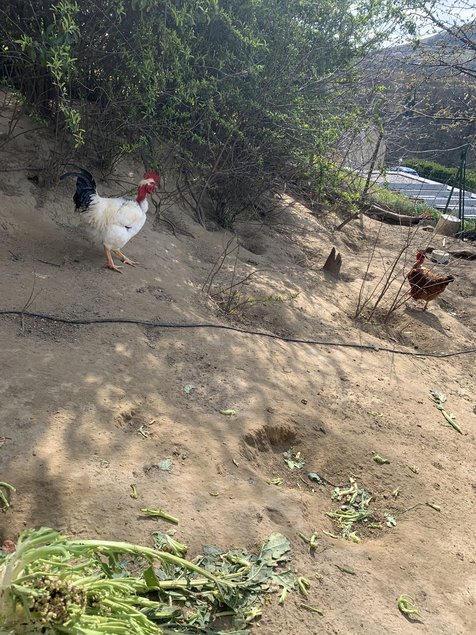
[387,1,476,45]
[417,1,475,34]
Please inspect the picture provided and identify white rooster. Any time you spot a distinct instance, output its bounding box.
[60,168,160,272]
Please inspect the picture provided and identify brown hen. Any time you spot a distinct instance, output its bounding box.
[407,250,454,311]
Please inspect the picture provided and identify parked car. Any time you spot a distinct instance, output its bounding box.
[388,166,419,177]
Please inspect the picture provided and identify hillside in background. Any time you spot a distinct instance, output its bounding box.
[371,20,476,168]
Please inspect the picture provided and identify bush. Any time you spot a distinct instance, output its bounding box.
[405,159,476,193]
[333,171,440,218]
[0,0,400,224]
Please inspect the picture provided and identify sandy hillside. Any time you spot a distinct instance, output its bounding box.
[1,106,476,635]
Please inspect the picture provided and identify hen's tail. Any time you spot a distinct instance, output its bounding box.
[443,275,455,285]
[60,168,97,210]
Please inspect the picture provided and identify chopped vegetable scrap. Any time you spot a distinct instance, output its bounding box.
[430,389,462,434]
[397,594,422,620]
[326,477,373,540]
[0,528,300,633]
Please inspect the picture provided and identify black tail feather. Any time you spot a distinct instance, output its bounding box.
[60,168,97,210]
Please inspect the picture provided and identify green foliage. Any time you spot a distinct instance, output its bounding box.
[219,290,299,315]
[1,0,402,218]
[2,0,83,145]
[368,184,439,218]
[405,159,476,193]
[331,169,440,218]
[463,219,476,232]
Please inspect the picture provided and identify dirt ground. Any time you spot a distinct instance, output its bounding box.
[1,105,476,634]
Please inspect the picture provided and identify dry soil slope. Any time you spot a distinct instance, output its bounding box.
[0,113,475,635]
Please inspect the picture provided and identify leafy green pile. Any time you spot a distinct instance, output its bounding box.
[327,478,374,541]
[0,528,295,634]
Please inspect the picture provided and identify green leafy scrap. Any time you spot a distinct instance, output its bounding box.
[0,482,16,512]
[152,530,188,557]
[397,594,422,619]
[373,453,389,465]
[430,389,462,434]
[283,448,305,470]
[259,532,291,563]
[384,513,397,527]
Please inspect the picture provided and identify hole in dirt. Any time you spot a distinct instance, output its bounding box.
[236,230,268,256]
[243,424,297,452]
[241,238,267,255]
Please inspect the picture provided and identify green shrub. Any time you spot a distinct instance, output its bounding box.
[369,187,439,218]
[335,171,440,218]
[0,0,405,224]
[405,159,476,192]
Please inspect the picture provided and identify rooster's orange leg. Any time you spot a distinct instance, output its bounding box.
[104,246,123,273]
[114,249,138,267]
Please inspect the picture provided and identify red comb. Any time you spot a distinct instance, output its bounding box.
[144,170,159,184]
